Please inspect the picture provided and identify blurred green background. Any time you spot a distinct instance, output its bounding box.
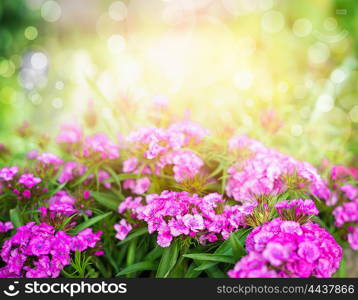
[0,0,357,166]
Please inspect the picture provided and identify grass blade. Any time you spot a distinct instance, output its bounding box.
[156,240,179,278]
[71,211,112,234]
[183,253,235,264]
[116,261,157,276]
[117,227,148,246]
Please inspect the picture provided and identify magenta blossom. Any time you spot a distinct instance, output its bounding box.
[229,218,342,278]
[0,222,102,278]
[56,123,83,144]
[114,219,132,241]
[0,166,18,181]
[117,191,250,247]
[0,221,13,233]
[18,174,41,189]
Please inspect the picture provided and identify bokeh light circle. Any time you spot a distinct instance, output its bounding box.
[55,81,64,90]
[107,34,126,54]
[233,70,253,90]
[323,17,337,31]
[292,18,312,37]
[291,124,303,136]
[31,52,48,70]
[52,97,63,109]
[261,11,285,33]
[108,1,128,21]
[24,26,38,40]
[308,42,330,64]
[41,1,62,22]
[330,69,346,84]
[316,94,334,112]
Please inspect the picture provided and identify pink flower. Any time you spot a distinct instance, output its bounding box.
[114,219,132,241]
[226,135,330,204]
[341,184,358,201]
[56,123,83,144]
[123,177,151,195]
[22,190,31,198]
[133,177,151,194]
[280,221,303,235]
[182,214,204,232]
[297,242,320,263]
[159,151,204,182]
[0,166,18,181]
[347,227,358,250]
[58,162,86,184]
[262,242,289,266]
[157,225,173,247]
[123,157,138,173]
[98,170,111,189]
[0,221,13,233]
[37,153,63,166]
[230,218,342,278]
[83,133,119,160]
[48,190,77,216]
[0,222,102,278]
[18,174,41,189]
[117,191,249,247]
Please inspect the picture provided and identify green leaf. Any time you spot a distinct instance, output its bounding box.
[71,212,112,234]
[9,207,23,228]
[156,240,179,278]
[205,265,227,278]
[184,263,202,278]
[58,214,78,231]
[194,238,232,271]
[117,227,148,246]
[230,232,246,260]
[71,167,95,187]
[116,261,157,276]
[144,246,164,261]
[114,173,141,181]
[335,258,346,278]
[126,238,137,266]
[91,191,120,211]
[183,253,235,264]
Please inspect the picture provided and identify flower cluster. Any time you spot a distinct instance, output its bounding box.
[56,124,120,162]
[228,199,342,278]
[58,161,86,184]
[82,133,120,160]
[56,123,83,145]
[226,135,330,204]
[333,200,358,228]
[0,166,18,182]
[122,121,208,194]
[326,164,358,250]
[229,220,342,278]
[275,199,319,220]
[45,190,78,216]
[115,191,252,247]
[126,121,209,157]
[158,151,204,183]
[330,165,358,182]
[0,222,102,278]
[36,152,63,167]
[0,166,45,200]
